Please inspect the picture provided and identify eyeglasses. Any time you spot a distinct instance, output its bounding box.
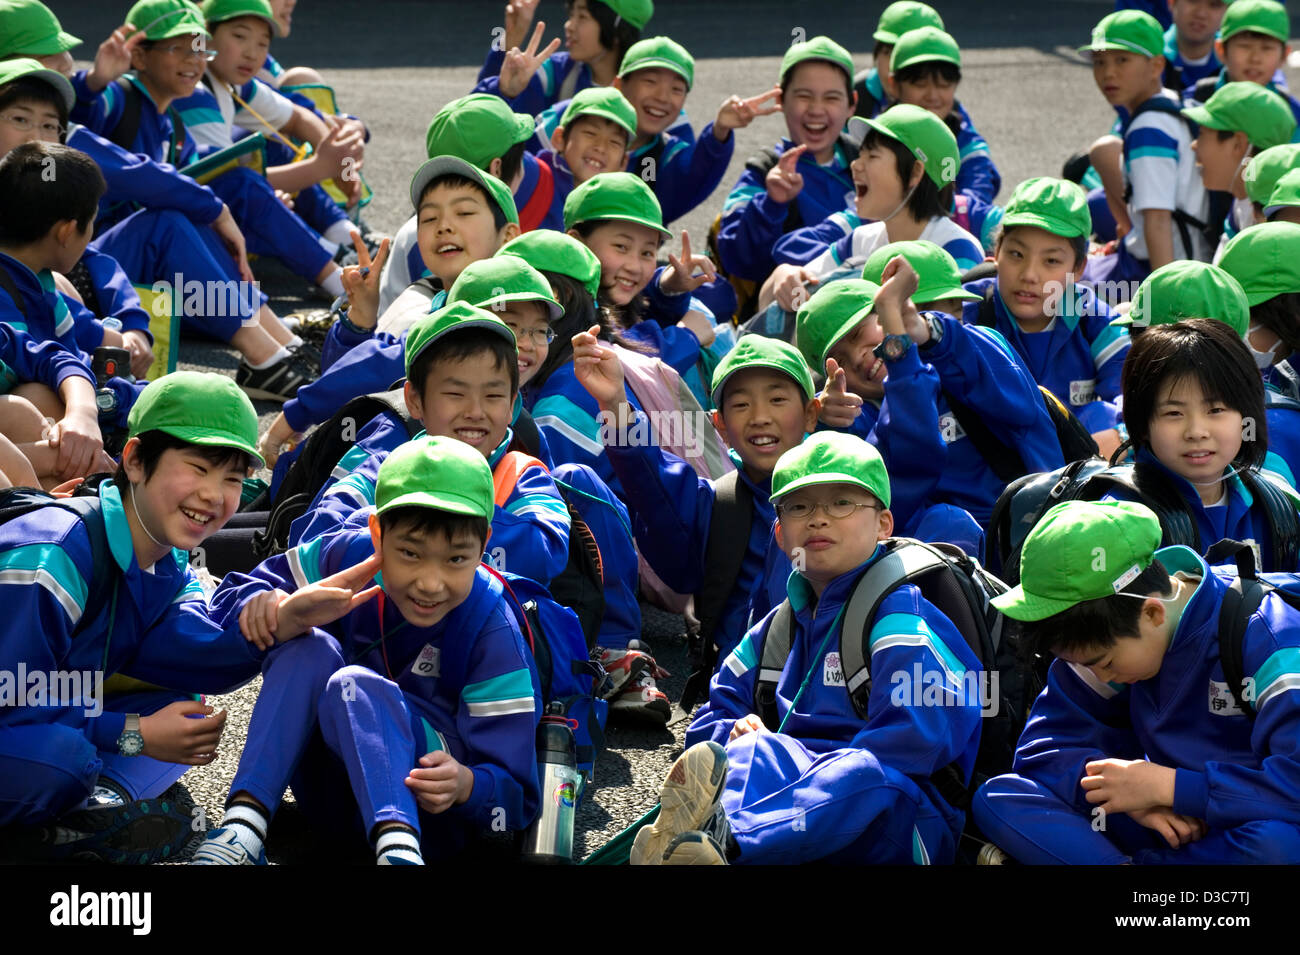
[0,113,65,138]
[505,324,557,346]
[150,41,218,61]
[775,500,882,520]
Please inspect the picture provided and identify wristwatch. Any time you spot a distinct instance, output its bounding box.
[117,714,144,757]
[873,333,912,362]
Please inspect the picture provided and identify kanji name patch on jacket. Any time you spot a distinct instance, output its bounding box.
[1069,379,1097,405]
[823,651,845,687]
[413,644,441,678]
[1208,680,1245,716]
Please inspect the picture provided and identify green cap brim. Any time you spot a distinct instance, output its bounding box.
[710,359,813,408]
[583,211,672,238]
[377,489,487,517]
[989,583,1081,621]
[565,105,636,139]
[162,425,264,469]
[4,65,76,110]
[620,56,691,87]
[1077,39,1154,56]
[409,155,517,224]
[477,290,565,322]
[405,317,517,370]
[817,304,876,366]
[1179,104,1225,130]
[18,30,82,55]
[770,469,882,504]
[1000,210,1090,239]
[921,286,982,304]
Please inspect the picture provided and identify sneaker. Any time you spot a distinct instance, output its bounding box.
[610,667,671,724]
[332,243,360,268]
[663,829,728,865]
[630,740,729,865]
[22,796,194,865]
[597,639,667,698]
[976,842,1010,865]
[236,352,315,403]
[191,826,267,865]
[289,339,323,375]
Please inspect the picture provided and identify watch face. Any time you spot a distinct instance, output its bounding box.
[119,731,144,757]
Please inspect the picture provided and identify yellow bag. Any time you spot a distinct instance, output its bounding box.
[282,83,374,210]
[135,283,179,381]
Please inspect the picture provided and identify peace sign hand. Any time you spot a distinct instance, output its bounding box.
[499,21,562,99]
[715,86,782,139]
[339,235,391,331]
[275,552,385,643]
[660,230,718,296]
[503,0,542,51]
[765,143,807,204]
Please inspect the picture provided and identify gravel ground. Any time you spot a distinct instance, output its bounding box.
[34,0,1300,865]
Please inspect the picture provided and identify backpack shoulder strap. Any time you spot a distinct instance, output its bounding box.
[1218,575,1266,720]
[0,261,27,322]
[976,283,997,328]
[367,387,419,437]
[1241,469,1300,573]
[754,601,795,731]
[493,450,548,509]
[108,77,144,152]
[943,390,1027,484]
[1271,361,1300,402]
[53,496,116,637]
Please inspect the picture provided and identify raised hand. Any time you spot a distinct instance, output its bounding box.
[770,263,820,313]
[571,324,626,410]
[817,357,863,427]
[339,234,391,330]
[714,86,782,139]
[498,21,562,99]
[502,0,541,51]
[660,230,718,296]
[275,552,385,642]
[765,143,807,204]
[87,24,147,92]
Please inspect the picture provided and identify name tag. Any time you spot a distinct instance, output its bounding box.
[938,414,967,444]
[1208,680,1244,717]
[823,651,845,687]
[1069,379,1097,405]
[413,644,440,678]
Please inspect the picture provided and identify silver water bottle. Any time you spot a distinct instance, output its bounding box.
[521,705,580,864]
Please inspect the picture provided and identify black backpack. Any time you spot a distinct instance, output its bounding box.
[255,389,420,559]
[989,453,1300,582]
[1211,540,1300,721]
[107,76,187,164]
[0,481,115,637]
[750,538,1040,810]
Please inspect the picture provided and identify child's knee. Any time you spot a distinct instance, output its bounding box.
[0,392,56,442]
[265,631,345,678]
[0,723,99,826]
[319,664,392,712]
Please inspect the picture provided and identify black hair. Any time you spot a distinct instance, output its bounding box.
[378,504,489,551]
[894,60,962,87]
[857,126,952,222]
[498,139,527,186]
[114,429,254,491]
[410,325,519,405]
[0,76,69,138]
[1249,292,1300,356]
[1121,319,1268,472]
[0,142,104,245]
[1212,128,1237,143]
[417,173,507,231]
[995,225,1089,269]
[528,271,598,394]
[1019,559,1173,660]
[779,58,854,100]
[872,41,892,59]
[1224,30,1287,51]
[567,0,641,66]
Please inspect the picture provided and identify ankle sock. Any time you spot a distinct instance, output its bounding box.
[375,827,423,865]
[219,802,269,857]
[248,346,291,370]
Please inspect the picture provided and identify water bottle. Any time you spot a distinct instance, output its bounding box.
[91,347,131,458]
[521,704,579,864]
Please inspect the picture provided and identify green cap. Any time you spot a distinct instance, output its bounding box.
[127,370,262,467]
[0,0,80,56]
[499,230,602,300]
[618,35,694,88]
[847,103,960,189]
[873,1,944,46]
[1181,82,1297,151]
[779,35,855,86]
[563,171,671,236]
[890,26,961,74]
[425,93,534,168]
[770,431,891,509]
[375,434,495,520]
[1265,168,1300,217]
[1000,176,1092,239]
[1244,143,1300,206]
[126,0,211,40]
[861,240,980,305]
[1078,10,1164,58]
[794,279,881,370]
[559,86,637,139]
[1220,0,1290,44]
[1218,222,1300,306]
[403,301,517,381]
[1120,260,1251,336]
[409,155,518,225]
[991,501,1163,621]
[200,0,279,35]
[447,256,563,321]
[603,0,653,30]
[0,56,73,110]
[709,335,816,409]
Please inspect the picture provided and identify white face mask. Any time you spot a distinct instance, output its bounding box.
[1246,324,1283,370]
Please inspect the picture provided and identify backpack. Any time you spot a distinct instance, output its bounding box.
[750,538,1040,810]
[0,482,115,637]
[0,261,29,322]
[491,452,607,653]
[254,389,420,559]
[107,77,188,165]
[1266,361,1300,411]
[989,454,1300,583]
[486,566,607,786]
[1210,539,1300,721]
[1120,95,1234,254]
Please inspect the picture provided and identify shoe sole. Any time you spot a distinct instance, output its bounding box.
[38,797,194,865]
[663,830,728,865]
[630,741,727,865]
[610,694,672,725]
[238,386,292,403]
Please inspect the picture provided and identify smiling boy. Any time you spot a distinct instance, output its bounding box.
[198,435,542,864]
[536,85,637,231]
[973,500,1300,864]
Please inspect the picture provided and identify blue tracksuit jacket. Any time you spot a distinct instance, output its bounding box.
[961,277,1129,433]
[973,545,1300,864]
[685,548,983,864]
